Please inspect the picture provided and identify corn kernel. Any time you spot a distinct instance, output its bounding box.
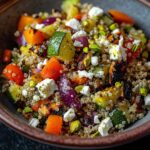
[29,80,36,87]
[83,47,89,53]
[115,82,122,88]
[139,87,148,96]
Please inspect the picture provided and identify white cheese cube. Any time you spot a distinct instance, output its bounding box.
[80,86,90,96]
[63,108,76,122]
[73,40,83,47]
[144,94,150,106]
[36,79,58,99]
[94,70,104,78]
[109,45,120,60]
[98,117,113,136]
[91,56,99,66]
[22,89,28,97]
[78,70,94,79]
[29,118,39,127]
[37,62,44,70]
[98,36,109,46]
[133,39,141,45]
[34,24,45,30]
[112,28,120,35]
[94,115,100,124]
[66,18,81,30]
[88,7,104,18]
[33,95,40,102]
[72,30,87,39]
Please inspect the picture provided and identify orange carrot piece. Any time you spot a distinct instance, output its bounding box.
[23,28,45,45]
[108,9,135,24]
[41,57,63,80]
[18,15,42,32]
[44,115,63,135]
[3,49,12,63]
[2,64,24,85]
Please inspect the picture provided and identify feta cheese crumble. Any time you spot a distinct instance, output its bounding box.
[109,35,127,61]
[144,94,150,106]
[80,86,90,96]
[63,108,76,122]
[36,79,58,99]
[29,118,39,127]
[133,39,141,45]
[91,56,99,66]
[78,70,94,79]
[66,18,81,31]
[73,40,83,47]
[94,70,104,78]
[98,117,113,136]
[22,89,28,97]
[37,59,48,69]
[34,24,45,30]
[94,115,100,124]
[88,7,104,18]
[33,95,40,102]
[112,28,120,35]
[72,30,87,39]
[96,36,109,47]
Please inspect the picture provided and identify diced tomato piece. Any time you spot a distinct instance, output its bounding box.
[2,64,24,85]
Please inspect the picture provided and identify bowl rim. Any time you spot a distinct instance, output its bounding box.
[0,105,150,148]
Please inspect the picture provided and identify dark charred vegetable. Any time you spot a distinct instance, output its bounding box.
[124,82,132,100]
[109,61,126,85]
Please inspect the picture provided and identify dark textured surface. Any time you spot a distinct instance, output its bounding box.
[0,123,150,150]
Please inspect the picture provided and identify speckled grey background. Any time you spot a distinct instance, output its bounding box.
[0,0,150,149]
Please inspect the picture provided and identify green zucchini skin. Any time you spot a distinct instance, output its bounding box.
[48,31,66,56]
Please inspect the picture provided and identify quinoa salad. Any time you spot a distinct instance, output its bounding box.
[1,0,150,138]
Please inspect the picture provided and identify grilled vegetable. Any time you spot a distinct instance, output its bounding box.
[110,109,127,127]
[23,28,45,45]
[41,57,63,80]
[47,31,75,62]
[108,9,135,24]
[7,84,22,102]
[18,15,42,32]
[39,24,56,37]
[59,74,81,109]
[94,86,122,108]
[62,0,80,19]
